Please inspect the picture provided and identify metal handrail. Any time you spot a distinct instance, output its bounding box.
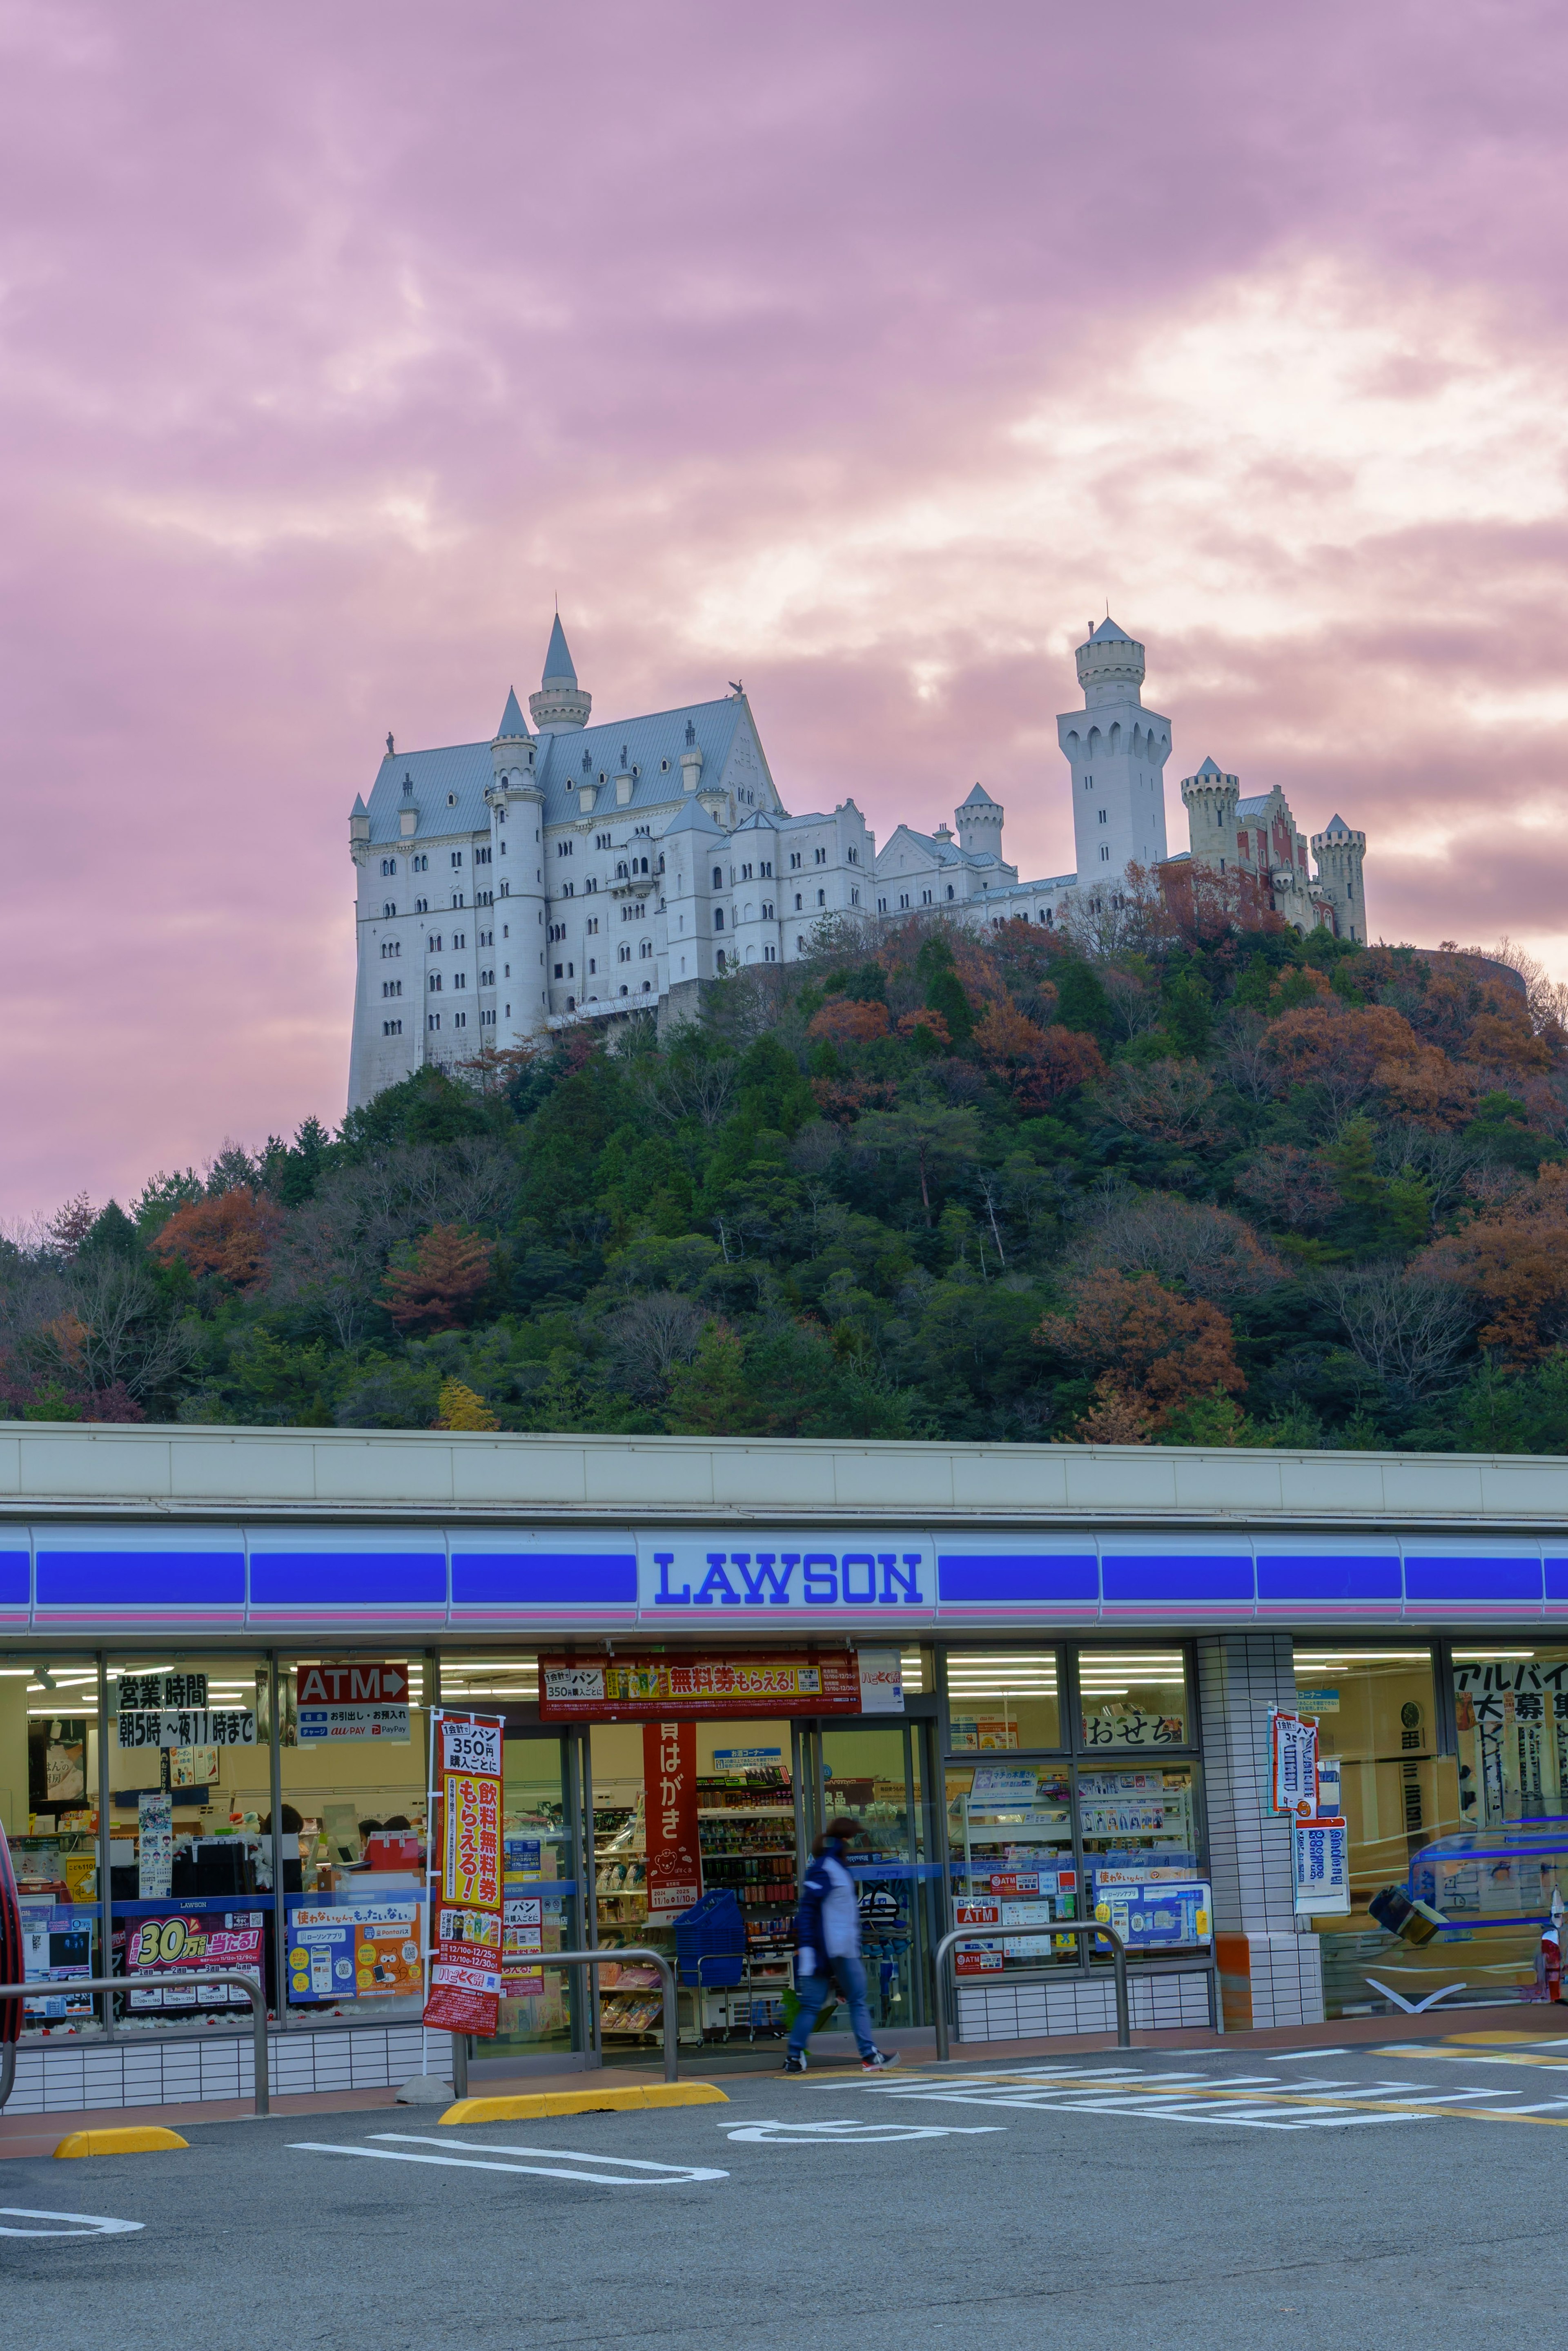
[933,1921,1131,2060]
[0,1972,270,2116]
[530,1948,679,2084]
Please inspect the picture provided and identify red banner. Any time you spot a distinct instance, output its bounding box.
[643,1720,701,1916]
[423,1713,504,2037]
[539,1652,863,1720]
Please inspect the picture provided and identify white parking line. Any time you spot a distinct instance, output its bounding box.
[0,2208,144,2237]
[289,2135,726,2186]
[725,2119,1006,2144]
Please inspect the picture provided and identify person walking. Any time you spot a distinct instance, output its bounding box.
[782,1816,899,2074]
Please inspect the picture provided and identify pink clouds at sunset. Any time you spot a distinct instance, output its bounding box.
[1,0,1566,1219]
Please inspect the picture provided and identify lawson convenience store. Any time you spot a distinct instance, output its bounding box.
[4,1425,1568,2115]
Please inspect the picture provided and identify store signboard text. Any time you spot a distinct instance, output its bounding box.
[296,1664,411,1746]
[637,1539,933,1614]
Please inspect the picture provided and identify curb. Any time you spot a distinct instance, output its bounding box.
[55,2126,190,2159]
[439,2083,729,2124]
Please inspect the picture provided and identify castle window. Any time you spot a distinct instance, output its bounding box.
[847,847,858,864]
[715,950,726,972]
[447,792,457,807]
[713,908,725,930]
[1098,808,1107,824]
[921,890,931,906]
[382,1019,402,1036]
[762,901,774,919]
[454,972,467,988]
[452,892,464,908]
[850,887,859,906]
[428,934,442,951]
[712,866,723,889]
[816,889,826,907]
[660,759,669,772]
[588,957,596,974]
[554,963,564,979]
[453,1011,467,1027]
[380,858,397,876]
[1099,845,1110,861]
[382,901,396,918]
[413,854,428,872]
[877,897,887,913]
[595,833,611,849]
[619,944,631,963]
[428,1013,441,1030]
[899,893,910,910]
[814,847,826,865]
[381,980,402,998]
[415,897,428,913]
[789,852,801,870]
[759,860,770,877]
[428,973,443,992]
[640,938,652,958]
[946,885,954,901]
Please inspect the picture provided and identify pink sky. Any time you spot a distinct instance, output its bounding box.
[2,0,1566,1220]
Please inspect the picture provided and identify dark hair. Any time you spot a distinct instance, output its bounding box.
[259,1805,303,1836]
[812,1815,862,1857]
[381,1814,413,1831]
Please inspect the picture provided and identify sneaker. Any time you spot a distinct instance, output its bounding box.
[862,2050,900,2072]
[782,2050,808,2074]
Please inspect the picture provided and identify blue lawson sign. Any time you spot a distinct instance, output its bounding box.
[635,1537,934,1615]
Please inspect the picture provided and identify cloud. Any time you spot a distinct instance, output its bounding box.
[4,0,1568,1215]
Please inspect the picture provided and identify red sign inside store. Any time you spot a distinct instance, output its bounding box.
[643,1720,701,1915]
[538,1652,863,1720]
[297,1661,410,1706]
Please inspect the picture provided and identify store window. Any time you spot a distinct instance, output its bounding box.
[1291,1644,1466,2019]
[946,1758,1078,1978]
[105,1651,270,2035]
[1077,1649,1188,1750]
[945,1651,1059,1750]
[275,1652,431,2029]
[2,1654,104,2037]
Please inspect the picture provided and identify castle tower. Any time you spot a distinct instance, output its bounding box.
[487,687,549,1042]
[1057,618,1172,885]
[956,782,1004,861]
[528,614,592,732]
[1180,756,1241,871]
[1310,814,1368,944]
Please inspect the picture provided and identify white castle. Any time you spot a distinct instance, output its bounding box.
[347,615,1369,1106]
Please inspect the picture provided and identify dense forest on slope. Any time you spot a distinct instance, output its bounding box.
[9,886,1568,1451]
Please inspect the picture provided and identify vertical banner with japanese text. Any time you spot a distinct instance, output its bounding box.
[1270,1709,1319,1820]
[423,1712,504,2037]
[643,1719,701,1917]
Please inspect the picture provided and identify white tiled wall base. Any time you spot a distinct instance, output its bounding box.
[1240,1933,1325,2030]
[957,1970,1214,2043]
[2,2024,430,2115]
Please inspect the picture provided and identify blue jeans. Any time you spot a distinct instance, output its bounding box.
[788,1951,878,2059]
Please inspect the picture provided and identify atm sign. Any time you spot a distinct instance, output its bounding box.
[298,1663,410,1706]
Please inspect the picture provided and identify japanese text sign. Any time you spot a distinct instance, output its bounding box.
[423,1711,504,2037]
[1270,1709,1319,1819]
[643,1719,701,1916]
[539,1651,863,1720]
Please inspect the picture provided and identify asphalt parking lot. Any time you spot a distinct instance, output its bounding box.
[7,2032,1568,2351]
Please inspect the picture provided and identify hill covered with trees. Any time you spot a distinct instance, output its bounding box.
[8,886,1568,1452]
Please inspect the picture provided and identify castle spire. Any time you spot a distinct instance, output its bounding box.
[529,614,592,731]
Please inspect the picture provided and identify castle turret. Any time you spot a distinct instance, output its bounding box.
[1180,756,1240,871]
[956,782,1004,861]
[528,615,592,732]
[1310,814,1368,944]
[1058,617,1171,884]
[487,687,548,1044]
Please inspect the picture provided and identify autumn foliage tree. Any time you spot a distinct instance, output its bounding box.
[381,1225,496,1333]
[1417,1166,1568,1362]
[148,1186,282,1288]
[1035,1268,1245,1435]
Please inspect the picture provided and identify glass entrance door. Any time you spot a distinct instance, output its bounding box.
[804,1720,941,2033]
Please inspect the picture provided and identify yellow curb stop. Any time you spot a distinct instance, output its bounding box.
[55,2126,190,2158]
[439,2082,728,2125]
